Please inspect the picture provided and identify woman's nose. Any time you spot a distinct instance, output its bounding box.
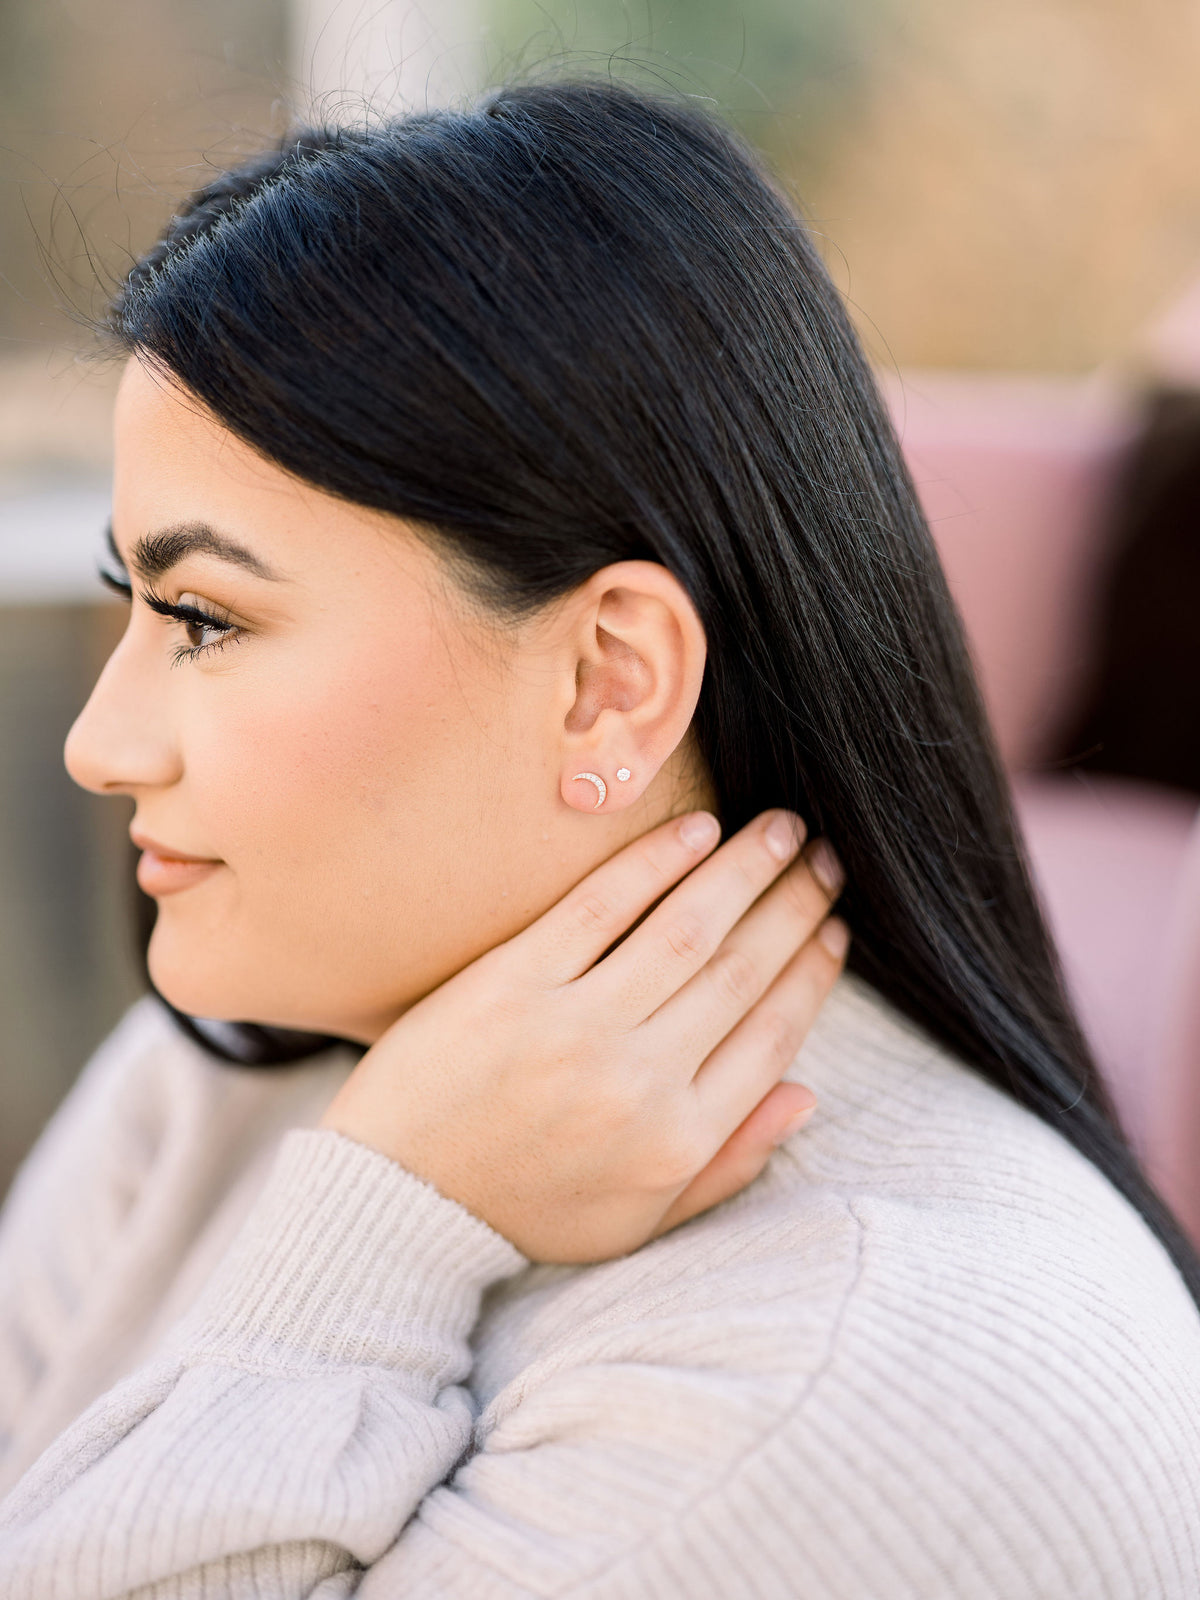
[63,631,182,797]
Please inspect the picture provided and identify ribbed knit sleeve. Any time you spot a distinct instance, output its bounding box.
[0,1128,526,1598]
[0,996,355,1499]
[0,998,185,1480]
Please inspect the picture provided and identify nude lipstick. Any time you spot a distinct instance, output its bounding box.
[131,831,222,897]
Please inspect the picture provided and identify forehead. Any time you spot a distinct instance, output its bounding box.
[110,356,463,607]
[113,355,336,550]
[114,357,270,485]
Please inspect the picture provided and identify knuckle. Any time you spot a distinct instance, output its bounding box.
[575,890,617,935]
[638,836,676,879]
[712,947,761,1007]
[728,850,762,893]
[761,1007,801,1064]
[665,912,710,964]
[778,870,830,933]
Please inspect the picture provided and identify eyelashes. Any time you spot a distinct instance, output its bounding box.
[96,564,242,666]
[98,565,133,599]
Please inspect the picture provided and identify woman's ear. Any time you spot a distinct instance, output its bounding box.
[556,561,707,814]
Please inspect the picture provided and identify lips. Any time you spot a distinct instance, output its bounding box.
[130,830,220,864]
[131,830,223,897]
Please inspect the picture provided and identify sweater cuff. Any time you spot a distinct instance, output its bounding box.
[169,1128,528,1377]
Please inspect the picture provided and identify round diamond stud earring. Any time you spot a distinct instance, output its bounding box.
[616,767,631,782]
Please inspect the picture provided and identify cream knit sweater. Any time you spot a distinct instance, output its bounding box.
[0,970,1198,1598]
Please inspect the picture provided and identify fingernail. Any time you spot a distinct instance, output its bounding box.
[818,916,850,959]
[679,811,720,851]
[765,812,803,861]
[773,1103,816,1146]
[808,838,844,895]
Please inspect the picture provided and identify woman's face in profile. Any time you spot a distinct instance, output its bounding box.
[65,358,706,1043]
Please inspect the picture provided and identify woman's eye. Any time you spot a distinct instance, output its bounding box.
[178,616,233,659]
[168,607,241,666]
[137,584,242,666]
[96,567,244,666]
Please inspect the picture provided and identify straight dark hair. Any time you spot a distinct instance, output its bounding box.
[97,76,1200,1304]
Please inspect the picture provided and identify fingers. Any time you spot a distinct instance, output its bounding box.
[584,809,810,1022]
[639,836,845,1071]
[649,1082,817,1237]
[691,913,850,1136]
[517,810,724,986]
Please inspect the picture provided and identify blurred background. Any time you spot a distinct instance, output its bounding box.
[2,1,1198,1234]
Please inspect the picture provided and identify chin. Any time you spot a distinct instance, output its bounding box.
[146,924,377,1043]
[148,946,247,1024]
[146,922,282,1026]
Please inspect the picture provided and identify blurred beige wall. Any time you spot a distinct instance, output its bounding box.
[804,0,1200,370]
[0,603,137,1192]
[0,0,289,348]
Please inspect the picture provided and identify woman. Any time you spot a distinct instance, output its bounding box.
[1,77,1198,1598]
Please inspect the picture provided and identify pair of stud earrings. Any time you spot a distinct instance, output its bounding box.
[571,766,631,809]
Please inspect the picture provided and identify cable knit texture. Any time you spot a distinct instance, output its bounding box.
[0,971,1197,1598]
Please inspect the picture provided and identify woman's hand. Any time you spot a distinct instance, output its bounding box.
[320,809,847,1263]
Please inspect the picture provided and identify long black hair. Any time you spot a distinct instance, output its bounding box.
[96,76,1200,1302]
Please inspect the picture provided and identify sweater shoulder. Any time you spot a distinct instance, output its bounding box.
[780,973,1200,1377]
[0,996,195,1226]
[474,975,1200,1527]
[3,996,358,1225]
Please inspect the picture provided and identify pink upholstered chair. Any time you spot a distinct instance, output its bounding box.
[1142,812,1200,1245]
[880,368,1138,769]
[1011,774,1198,1171]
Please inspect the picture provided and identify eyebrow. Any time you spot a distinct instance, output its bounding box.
[104,519,284,583]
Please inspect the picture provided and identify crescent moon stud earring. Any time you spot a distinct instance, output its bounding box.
[572,772,607,808]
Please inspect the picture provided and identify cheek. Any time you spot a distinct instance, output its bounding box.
[151,621,548,1033]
